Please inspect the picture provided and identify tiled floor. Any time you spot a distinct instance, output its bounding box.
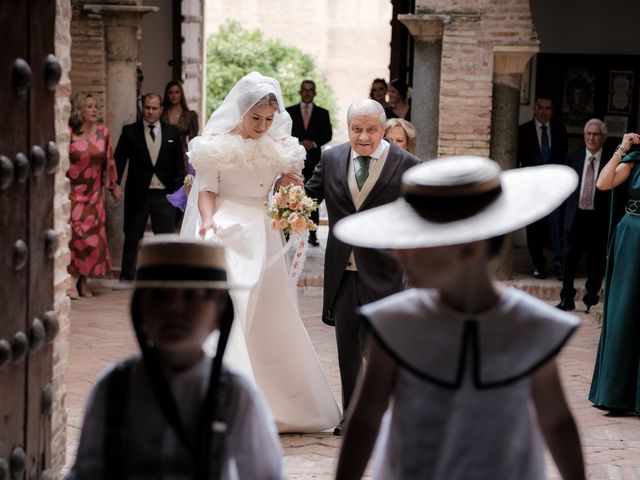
[64,229,639,478]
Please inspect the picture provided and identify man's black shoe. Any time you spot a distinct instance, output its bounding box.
[333,419,344,436]
[555,268,563,281]
[533,269,547,279]
[556,299,575,311]
[308,232,320,247]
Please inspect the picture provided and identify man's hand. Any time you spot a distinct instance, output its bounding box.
[276,172,304,190]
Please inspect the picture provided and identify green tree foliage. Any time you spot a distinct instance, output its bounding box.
[206,21,337,124]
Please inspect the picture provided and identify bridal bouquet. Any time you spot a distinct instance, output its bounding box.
[267,185,318,236]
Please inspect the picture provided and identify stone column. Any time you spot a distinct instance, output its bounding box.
[490,46,538,279]
[83,3,158,274]
[399,14,447,160]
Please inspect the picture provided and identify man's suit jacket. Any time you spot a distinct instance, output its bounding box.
[563,147,612,234]
[305,141,421,325]
[286,104,332,180]
[517,119,568,168]
[114,120,185,223]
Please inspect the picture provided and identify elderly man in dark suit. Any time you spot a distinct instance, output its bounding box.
[286,80,333,246]
[114,93,185,281]
[517,96,568,279]
[557,118,611,313]
[305,99,420,434]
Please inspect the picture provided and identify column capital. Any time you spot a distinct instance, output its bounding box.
[398,14,449,42]
[493,45,539,76]
[83,4,158,28]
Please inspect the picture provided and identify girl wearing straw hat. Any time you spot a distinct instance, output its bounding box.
[69,235,283,479]
[334,157,585,479]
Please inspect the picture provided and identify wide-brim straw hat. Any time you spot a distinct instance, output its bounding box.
[334,156,578,249]
[133,234,250,290]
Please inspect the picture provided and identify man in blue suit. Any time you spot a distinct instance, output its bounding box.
[517,96,568,279]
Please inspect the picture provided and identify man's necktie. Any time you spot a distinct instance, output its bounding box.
[540,124,550,162]
[302,104,310,130]
[148,124,156,142]
[356,156,370,190]
[579,156,596,210]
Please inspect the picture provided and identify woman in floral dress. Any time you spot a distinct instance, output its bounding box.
[67,93,123,297]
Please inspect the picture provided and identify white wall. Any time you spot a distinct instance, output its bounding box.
[205,0,393,143]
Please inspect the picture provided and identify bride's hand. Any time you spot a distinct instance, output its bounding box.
[199,217,218,239]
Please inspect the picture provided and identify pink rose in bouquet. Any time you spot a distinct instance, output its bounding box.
[288,212,308,233]
[274,191,288,209]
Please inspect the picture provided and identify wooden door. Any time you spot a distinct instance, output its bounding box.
[0,1,60,478]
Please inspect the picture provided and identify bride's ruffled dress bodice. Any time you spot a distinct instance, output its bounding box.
[189,133,305,199]
[181,132,341,433]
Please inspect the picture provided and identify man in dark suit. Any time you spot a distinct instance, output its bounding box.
[114,93,185,281]
[557,119,611,313]
[305,99,420,434]
[517,96,568,279]
[286,80,333,246]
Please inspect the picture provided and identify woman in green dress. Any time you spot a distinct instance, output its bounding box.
[589,132,640,414]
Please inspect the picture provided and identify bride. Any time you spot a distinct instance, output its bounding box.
[181,72,341,433]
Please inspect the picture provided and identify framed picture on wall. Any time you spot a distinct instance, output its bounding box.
[604,115,628,138]
[608,70,634,114]
[562,66,595,134]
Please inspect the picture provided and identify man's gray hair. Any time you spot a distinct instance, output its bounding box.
[584,118,607,136]
[347,99,386,126]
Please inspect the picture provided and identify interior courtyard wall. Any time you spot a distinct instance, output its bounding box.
[53,0,73,475]
[69,1,108,122]
[415,0,538,157]
[140,0,174,99]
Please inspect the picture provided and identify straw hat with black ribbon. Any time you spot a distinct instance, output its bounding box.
[129,234,247,479]
[334,156,578,249]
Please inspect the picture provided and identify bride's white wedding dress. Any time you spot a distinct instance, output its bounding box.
[181,132,341,433]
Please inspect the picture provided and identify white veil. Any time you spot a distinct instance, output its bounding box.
[196,71,293,142]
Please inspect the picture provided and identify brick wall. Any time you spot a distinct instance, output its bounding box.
[416,0,538,157]
[53,0,72,476]
[69,0,107,120]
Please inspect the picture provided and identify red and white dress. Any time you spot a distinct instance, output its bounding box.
[67,125,118,277]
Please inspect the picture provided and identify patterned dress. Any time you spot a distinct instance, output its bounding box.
[67,125,117,277]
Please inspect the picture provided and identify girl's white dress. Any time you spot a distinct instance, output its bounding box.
[361,287,579,480]
[182,133,341,433]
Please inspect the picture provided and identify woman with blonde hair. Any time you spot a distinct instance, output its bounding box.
[67,93,123,297]
[385,117,417,155]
